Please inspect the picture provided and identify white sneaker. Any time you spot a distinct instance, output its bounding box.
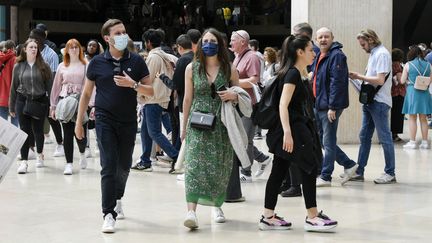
[240,173,252,183]
[316,177,331,187]
[35,154,44,168]
[212,207,226,223]
[114,200,124,219]
[403,140,418,149]
[79,153,87,169]
[85,148,93,158]
[18,149,36,160]
[176,174,185,181]
[340,164,359,186]
[157,155,173,162]
[255,156,272,177]
[184,210,198,229]
[44,135,54,144]
[419,140,430,149]
[101,213,116,233]
[53,144,65,157]
[17,161,28,174]
[374,173,396,184]
[63,163,73,175]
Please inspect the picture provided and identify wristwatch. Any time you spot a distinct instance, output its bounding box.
[132,82,139,90]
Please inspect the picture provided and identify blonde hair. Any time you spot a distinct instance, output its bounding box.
[357,29,381,46]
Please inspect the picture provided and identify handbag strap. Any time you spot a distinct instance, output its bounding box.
[374,72,391,93]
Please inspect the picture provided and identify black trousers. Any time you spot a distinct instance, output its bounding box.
[61,121,87,163]
[16,94,46,159]
[265,155,317,210]
[48,117,63,143]
[391,95,405,135]
[282,163,302,187]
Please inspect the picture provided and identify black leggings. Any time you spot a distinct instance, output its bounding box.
[16,95,46,160]
[48,117,63,144]
[265,155,317,210]
[61,121,87,163]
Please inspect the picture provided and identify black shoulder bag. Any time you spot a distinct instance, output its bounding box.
[359,73,390,104]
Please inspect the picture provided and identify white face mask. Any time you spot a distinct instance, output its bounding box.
[113,34,129,51]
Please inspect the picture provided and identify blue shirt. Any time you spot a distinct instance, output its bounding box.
[366,44,392,107]
[87,50,149,122]
[425,52,432,65]
[41,44,59,73]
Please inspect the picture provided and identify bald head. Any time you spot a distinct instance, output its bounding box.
[316,27,334,53]
[230,30,250,54]
[316,27,333,37]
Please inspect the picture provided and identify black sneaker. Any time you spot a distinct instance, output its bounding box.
[280,186,302,197]
[131,163,153,172]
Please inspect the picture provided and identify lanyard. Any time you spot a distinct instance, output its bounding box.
[235,49,251,68]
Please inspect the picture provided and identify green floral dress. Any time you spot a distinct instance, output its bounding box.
[185,62,233,207]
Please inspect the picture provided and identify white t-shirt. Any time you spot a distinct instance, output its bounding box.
[366,45,392,107]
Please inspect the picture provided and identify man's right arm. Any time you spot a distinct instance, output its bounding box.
[75,79,95,139]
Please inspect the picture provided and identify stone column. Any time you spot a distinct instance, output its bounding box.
[291,0,393,143]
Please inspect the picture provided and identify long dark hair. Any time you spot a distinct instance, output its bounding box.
[277,35,311,80]
[195,28,231,80]
[16,39,51,82]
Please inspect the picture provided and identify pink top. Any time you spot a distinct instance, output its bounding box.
[233,48,261,104]
[50,62,87,108]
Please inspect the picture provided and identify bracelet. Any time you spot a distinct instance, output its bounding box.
[132,82,139,90]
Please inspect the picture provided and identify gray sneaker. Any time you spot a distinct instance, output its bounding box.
[374,173,396,184]
[340,164,359,186]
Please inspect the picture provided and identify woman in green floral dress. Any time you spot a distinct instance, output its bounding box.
[181,28,239,229]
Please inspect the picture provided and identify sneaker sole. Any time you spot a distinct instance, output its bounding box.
[259,222,291,231]
[101,227,115,233]
[304,224,337,232]
[214,217,226,223]
[184,219,198,229]
[116,214,125,220]
[374,180,397,184]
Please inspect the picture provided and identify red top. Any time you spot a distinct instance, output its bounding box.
[0,50,16,107]
[313,53,325,97]
[391,62,406,97]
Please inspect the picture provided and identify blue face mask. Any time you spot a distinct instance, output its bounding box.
[113,34,129,51]
[202,42,218,56]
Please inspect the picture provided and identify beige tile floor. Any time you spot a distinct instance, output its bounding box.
[0,130,431,243]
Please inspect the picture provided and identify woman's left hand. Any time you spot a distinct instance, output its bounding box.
[217,90,238,102]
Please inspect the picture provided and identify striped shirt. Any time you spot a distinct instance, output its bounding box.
[41,44,59,73]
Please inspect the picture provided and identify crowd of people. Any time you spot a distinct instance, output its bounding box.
[1,19,432,234]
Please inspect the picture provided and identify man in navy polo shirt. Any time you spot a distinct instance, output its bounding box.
[75,19,153,233]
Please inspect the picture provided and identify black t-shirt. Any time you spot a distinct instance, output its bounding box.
[87,50,149,122]
[277,67,307,120]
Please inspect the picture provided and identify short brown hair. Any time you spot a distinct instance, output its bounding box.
[357,29,381,46]
[101,19,123,39]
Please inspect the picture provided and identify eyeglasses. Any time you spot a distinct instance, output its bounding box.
[232,31,246,40]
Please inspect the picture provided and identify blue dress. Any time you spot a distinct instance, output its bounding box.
[402,58,432,114]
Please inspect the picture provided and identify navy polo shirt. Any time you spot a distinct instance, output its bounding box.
[87,49,149,122]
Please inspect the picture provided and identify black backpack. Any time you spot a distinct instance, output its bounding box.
[251,76,279,129]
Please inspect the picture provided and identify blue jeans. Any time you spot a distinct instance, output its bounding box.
[140,104,179,166]
[356,102,395,176]
[95,114,137,218]
[316,109,356,181]
[0,106,19,127]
